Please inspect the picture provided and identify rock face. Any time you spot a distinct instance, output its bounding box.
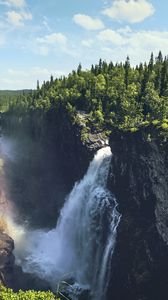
[107,129,168,300]
[0,232,14,287]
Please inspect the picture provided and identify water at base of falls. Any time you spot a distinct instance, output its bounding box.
[15,147,121,300]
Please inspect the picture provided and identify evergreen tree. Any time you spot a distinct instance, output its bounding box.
[124,55,130,89]
[37,80,40,90]
[77,63,82,75]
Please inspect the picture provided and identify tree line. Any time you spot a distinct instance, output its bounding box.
[2,51,168,136]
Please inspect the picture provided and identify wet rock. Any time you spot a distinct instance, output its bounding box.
[65,283,90,300]
[84,132,109,151]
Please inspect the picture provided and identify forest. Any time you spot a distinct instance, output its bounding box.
[2,51,168,140]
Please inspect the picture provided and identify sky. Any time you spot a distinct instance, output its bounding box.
[0,0,168,90]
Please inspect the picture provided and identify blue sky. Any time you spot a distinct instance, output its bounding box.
[0,0,167,90]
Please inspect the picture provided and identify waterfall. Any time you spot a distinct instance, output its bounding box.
[15,147,121,300]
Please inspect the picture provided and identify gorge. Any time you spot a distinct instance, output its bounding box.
[1,117,168,300]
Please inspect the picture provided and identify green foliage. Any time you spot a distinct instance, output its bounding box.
[80,126,89,142]
[0,90,32,112]
[129,127,138,133]
[0,286,59,300]
[161,122,168,129]
[2,51,168,136]
[152,119,160,126]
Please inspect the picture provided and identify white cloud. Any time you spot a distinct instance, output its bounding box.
[94,28,168,65]
[37,33,67,45]
[0,0,26,8]
[8,0,26,7]
[98,29,127,45]
[6,10,32,27]
[128,30,168,51]
[97,28,168,51]
[117,26,132,34]
[21,11,32,20]
[81,39,94,47]
[1,0,32,29]
[0,67,68,89]
[73,14,104,30]
[33,33,71,56]
[6,11,23,26]
[102,0,155,24]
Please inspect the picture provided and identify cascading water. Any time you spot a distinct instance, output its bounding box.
[15,146,121,300]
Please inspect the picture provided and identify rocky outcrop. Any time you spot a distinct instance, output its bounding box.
[107,129,168,300]
[0,232,14,287]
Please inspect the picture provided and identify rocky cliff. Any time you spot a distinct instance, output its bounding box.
[107,129,168,300]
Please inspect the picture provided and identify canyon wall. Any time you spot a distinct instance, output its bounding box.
[107,129,168,300]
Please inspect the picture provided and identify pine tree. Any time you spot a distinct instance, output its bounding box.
[50,75,54,84]
[37,80,40,90]
[124,55,130,89]
[77,63,82,75]
[148,52,154,71]
[157,51,163,63]
[161,58,168,96]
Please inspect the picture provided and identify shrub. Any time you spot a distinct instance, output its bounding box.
[161,122,168,130]
[0,286,60,300]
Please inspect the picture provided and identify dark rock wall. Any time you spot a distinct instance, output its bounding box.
[107,130,168,300]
